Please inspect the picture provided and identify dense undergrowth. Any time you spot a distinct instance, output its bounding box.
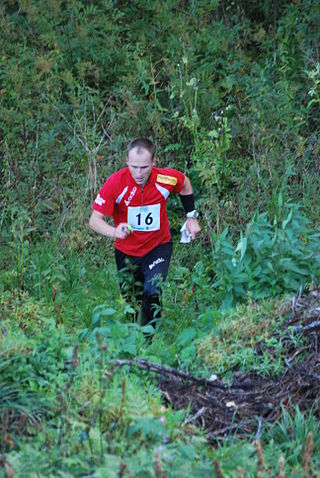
[1,0,320,476]
[1,0,319,234]
[1,216,320,476]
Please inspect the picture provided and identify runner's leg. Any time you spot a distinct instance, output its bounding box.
[140,242,173,327]
[114,249,144,320]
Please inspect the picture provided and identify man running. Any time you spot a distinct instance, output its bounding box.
[89,138,200,333]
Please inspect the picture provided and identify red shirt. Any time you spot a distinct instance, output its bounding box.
[93,167,185,256]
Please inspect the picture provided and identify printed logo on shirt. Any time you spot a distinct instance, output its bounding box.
[124,186,137,206]
[95,194,106,206]
[149,257,165,270]
[156,174,177,186]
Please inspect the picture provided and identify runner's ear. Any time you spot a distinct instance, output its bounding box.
[152,156,157,166]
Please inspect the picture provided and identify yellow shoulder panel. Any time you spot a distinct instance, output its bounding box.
[156,174,177,186]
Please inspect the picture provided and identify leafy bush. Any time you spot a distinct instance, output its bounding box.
[1,1,320,476]
[210,200,320,309]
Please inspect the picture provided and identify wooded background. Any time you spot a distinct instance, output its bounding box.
[1,2,320,476]
[1,0,319,238]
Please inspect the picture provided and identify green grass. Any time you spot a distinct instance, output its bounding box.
[196,296,287,377]
[1,0,320,474]
[1,235,320,477]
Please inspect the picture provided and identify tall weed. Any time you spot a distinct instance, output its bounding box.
[210,201,320,309]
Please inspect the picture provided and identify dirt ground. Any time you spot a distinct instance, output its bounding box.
[159,288,320,441]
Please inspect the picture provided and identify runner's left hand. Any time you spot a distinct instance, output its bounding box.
[186,218,201,240]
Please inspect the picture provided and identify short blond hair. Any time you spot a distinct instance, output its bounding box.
[127,138,155,159]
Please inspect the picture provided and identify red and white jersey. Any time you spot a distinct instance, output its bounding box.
[93,167,185,256]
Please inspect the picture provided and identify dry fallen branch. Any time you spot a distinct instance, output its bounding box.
[293,320,320,334]
[183,406,207,425]
[112,288,320,440]
[112,358,228,390]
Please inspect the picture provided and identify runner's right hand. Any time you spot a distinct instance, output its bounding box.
[114,223,132,240]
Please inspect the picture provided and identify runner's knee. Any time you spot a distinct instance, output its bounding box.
[143,276,163,297]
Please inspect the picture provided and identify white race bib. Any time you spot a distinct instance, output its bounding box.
[127,204,160,231]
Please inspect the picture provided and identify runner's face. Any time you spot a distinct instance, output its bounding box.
[126,147,155,186]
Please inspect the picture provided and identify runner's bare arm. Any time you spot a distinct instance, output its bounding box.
[179,176,193,195]
[89,211,131,240]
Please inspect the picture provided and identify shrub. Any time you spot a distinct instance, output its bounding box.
[209,200,320,309]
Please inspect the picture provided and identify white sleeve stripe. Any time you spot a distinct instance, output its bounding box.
[155,182,170,200]
[94,193,106,206]
[115,186,129,204]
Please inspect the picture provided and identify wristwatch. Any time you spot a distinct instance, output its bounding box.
[186,210,199,219]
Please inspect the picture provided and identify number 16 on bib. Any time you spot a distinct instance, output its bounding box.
[127,204,160,231]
